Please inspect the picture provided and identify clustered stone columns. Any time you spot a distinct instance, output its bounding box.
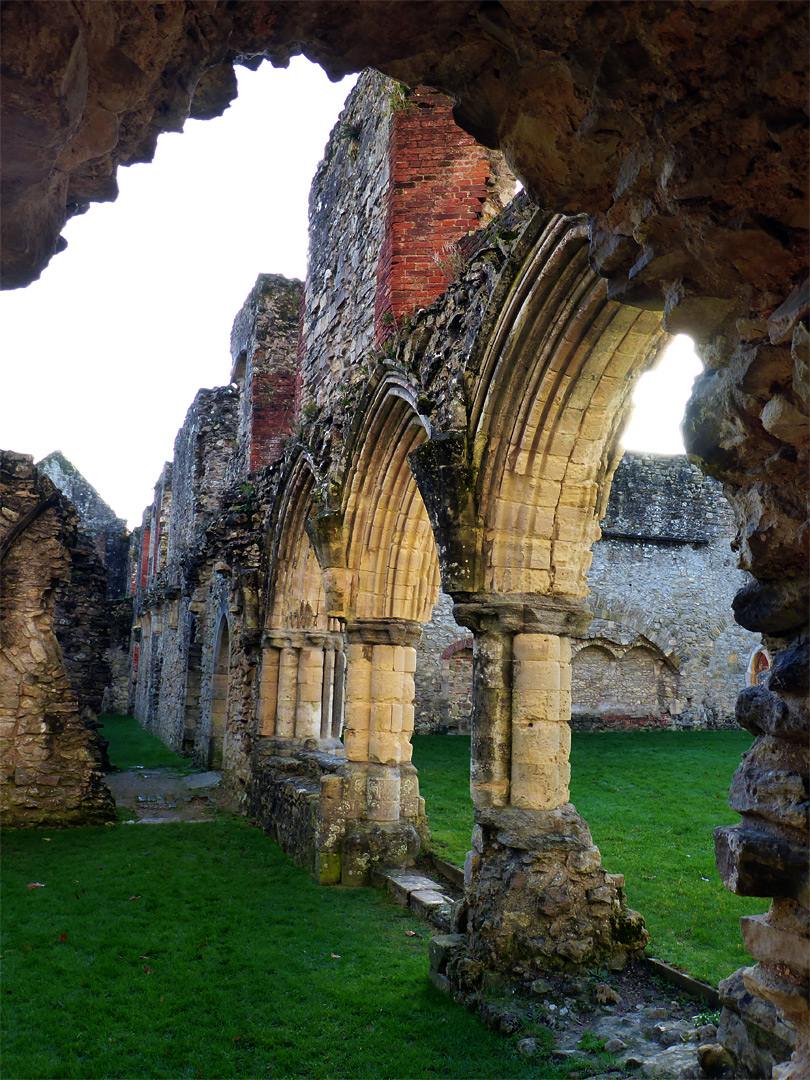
[323,618,428,886]
[258,630,345,749]
[450,595,647,975]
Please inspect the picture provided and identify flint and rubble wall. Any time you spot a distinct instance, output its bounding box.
[0,451,114,826]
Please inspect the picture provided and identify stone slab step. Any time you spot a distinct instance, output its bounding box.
[376,868,455,930]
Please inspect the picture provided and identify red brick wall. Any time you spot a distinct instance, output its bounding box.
[249,368,297,472]
[139,527,151,589]
[375,86,494,344]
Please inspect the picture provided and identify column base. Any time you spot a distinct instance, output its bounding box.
[460,803,647,973]
[340,820,423,886]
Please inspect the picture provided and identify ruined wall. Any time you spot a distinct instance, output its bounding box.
[581,453,760,727]
[132,386,239,749]
[38,450,129,597]
[131,279,300,802]
[228,275,303,477]
[38,450,132,711]
[300,71,511,411]
[300,70,393,409]
[0,451,114,826]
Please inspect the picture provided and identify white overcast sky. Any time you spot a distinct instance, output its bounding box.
[0,59,701,529]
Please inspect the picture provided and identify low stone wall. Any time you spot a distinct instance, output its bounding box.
[246,745,326,878]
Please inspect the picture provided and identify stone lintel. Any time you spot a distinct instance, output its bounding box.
[715,824,810,906]
[474,802,594,851]
[453,593,591,637]
[345,617,422,647]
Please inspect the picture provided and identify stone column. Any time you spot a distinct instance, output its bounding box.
[334,618,427,885]
[469,625,512,808]
[275,643,298,740]
[320,642,335,740]
[294,644,324,740]
[260,631,341,751]
[511,632,571,809]
[258,646,279,736]
[331,642,346,740]
[451,594,648,976]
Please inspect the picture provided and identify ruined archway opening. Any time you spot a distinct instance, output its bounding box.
[621,334,704,456]
[209,618,230,769]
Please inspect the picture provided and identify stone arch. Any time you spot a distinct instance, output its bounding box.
[259,456,343,744]
[585,587,685,671]
[342,381,440,624]
[267,457,328,633]
[747,645,772,687]
[209,615,230,769]
[469,213,668,598]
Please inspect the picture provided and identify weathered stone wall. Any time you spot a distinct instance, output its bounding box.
[38,449,129,597]
[131,292,298,805]
[0,451,114,827]
[582,453,761,728]
[228,275,303,478]
[299,71,510,411]
[300,70,394,409]
[38,449,132,711]
[166,386,239,567]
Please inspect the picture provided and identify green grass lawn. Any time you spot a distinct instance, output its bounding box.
[98,713,194,773]
[413,730,763,987]
[2,819,557,1080]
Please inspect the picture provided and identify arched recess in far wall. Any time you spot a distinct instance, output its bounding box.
[264,455,328,633]
[469,211,669,598]
[341,380,440,623]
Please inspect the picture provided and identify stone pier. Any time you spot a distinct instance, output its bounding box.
[332,618,428,886]
[452,596,648,974]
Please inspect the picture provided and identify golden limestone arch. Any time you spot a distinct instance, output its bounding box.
[258,455,344,746]
[335,378,441,774]
[408,211,667,969]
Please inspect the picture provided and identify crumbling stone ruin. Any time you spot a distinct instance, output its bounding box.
[0,452,116,826]
[2,5,807,1078]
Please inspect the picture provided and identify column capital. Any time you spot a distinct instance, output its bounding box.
[453,593,591,637]
[263,628,331,649]
[345,618,423,647]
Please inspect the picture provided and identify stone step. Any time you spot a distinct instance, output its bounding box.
[375,867,455,931]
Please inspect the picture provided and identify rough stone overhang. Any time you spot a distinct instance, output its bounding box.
[1,0,807,351]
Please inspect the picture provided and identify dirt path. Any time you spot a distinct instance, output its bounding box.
[105,767,232,823]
